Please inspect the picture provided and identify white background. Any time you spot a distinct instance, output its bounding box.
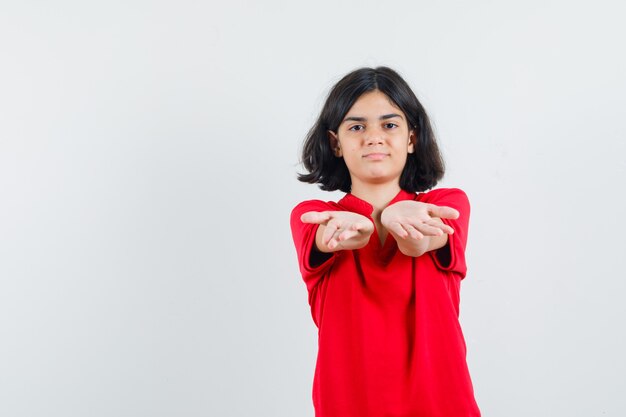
[1,1,625,416]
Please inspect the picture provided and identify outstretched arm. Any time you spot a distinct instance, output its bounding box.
[300,211,374,253]
[381,200,459,257]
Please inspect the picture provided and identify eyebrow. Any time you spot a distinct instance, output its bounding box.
[342,113,404,123]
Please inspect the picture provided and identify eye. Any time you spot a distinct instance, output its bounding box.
[384,123,398,129]
[348,125,364,131]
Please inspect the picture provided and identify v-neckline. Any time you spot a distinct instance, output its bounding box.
[337,189,418,266]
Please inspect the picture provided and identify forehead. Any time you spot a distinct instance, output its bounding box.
[346,90,403,116]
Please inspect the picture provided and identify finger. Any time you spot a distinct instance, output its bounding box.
[328,229,344,249]
[424,218,455,234]
[337,229,360,242]
[387,221,409,238]
[401,223,424,240]
[403,217,444,236]
[413,220,447,236]
[322,222,340,245]
[350,222,364,232]
[428,205,460,220]
[301,211,331,224]
[349,221,373,233]
[426,219,454,235]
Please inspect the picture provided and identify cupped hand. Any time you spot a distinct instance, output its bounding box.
[381,200,459,240]
[301,211,374,250]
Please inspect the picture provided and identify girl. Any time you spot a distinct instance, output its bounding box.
[290,67,481,417]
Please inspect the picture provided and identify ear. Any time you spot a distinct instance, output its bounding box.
[327,130,342,157]
[407,129,416,154]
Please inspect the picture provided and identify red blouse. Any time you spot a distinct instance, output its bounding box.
[290,188,480,417]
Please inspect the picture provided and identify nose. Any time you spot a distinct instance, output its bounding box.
[364,126,385,146]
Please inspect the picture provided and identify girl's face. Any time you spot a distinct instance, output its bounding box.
[328,90,415,189]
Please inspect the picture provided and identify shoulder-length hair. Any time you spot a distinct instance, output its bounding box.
[298,66,444,193]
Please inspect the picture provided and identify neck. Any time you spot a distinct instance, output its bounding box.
[350,180,402,216]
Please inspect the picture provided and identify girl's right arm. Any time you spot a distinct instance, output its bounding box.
[300,211,374,252]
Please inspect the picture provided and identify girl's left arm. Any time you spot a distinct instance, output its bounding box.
[381,200,459,257]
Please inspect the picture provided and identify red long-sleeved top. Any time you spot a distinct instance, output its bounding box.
[290,188,480,417]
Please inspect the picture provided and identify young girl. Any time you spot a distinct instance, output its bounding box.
[290,67,481,417]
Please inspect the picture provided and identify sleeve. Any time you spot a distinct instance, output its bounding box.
[424,188,471,278]
[290,200,338,293]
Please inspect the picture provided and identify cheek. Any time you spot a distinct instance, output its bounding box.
[341,143,361,159]
[398,153,409,168]
[343,153,361,168]
[393,138,411,154]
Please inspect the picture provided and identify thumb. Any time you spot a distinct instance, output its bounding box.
[301,211,331,224]
[429,205,460,220]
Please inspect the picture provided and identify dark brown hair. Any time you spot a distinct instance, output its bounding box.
[298,66,444,193]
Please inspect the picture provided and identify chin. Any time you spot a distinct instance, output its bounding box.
[365,175,398,185]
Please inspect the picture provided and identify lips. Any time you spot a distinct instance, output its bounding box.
[363,152,389,160]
